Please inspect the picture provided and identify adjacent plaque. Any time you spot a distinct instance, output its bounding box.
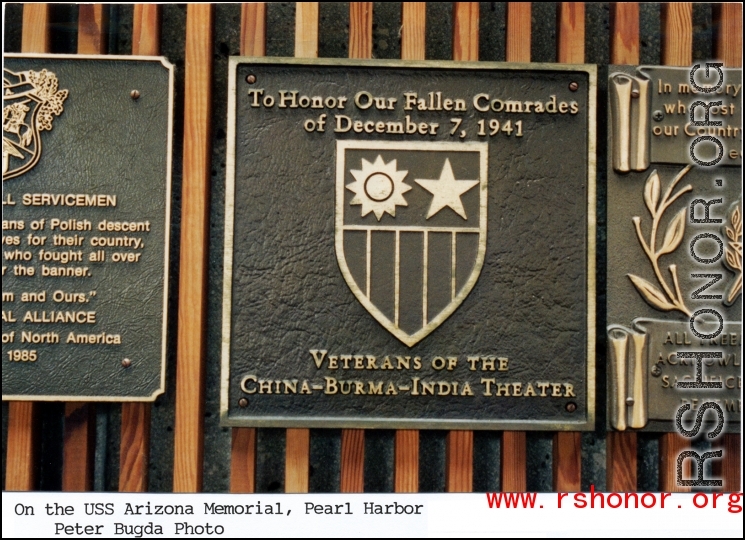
[2,54,173,401]
[607,65,742,432]
[222,58,596,429]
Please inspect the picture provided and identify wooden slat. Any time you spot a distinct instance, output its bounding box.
[280,2,318,495]
[715,435,741,492]
[21,3,49,53]
[132,4,160,57]
[553,432,581,492]
[229,2,265,495]
[77,4,108,54]
[295,2,318,58]
[551,3,584,493]
[173,3,213,493]
[556,3,584,63]
[506,3,531,63]
[446,430,473,492]
[606,1,639,494]
[501,431,526,491]
[61,4,110,492]
[501,2,531,493]
[453,2,479,62]
[394,430,419,493]
[62,402,95,491]
[118,4,160,494]
[333,2,374,495]
[5,403,40,491]
[285,429,310,493]
[610,2,639,65]
[241,3,266,57]
[401,2,426,61]
[340,429,365,493]
[658,2,692,494]
[393,2,425,495]
[230,428,256,493]
[5,3,50,493]
[714,3,742,67]
[349,2,373,59]
[606,431,637,492]
[660,432,692,492]
[445,3,479,494]
[119,403,151,492]
[713,4,742,493]
[661,3,692,67]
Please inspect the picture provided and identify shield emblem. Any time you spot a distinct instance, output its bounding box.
[336,140,488,347]
[3,68,67,180]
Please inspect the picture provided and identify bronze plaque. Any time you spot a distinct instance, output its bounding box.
[2,54,173,401]
[607,65,741,432]
[222,58,596,429]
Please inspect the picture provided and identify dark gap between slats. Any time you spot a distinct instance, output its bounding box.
[365,430,395,492]
[267,2,295,57]
[479,2,506,62]
[419,430,446,492]
[473,431,500,492]
[310,429,341,493]
[146,2,187,493]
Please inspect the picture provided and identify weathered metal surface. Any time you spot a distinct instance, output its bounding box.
[222,58,596,430]
[607,65,742,433]
[2,54,173,401]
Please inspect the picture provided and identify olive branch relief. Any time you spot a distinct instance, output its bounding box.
[628,165,693,317]
[724,205,742,305]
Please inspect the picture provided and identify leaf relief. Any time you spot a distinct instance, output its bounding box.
[658,208,686,256]
[627,274,676,311]
[644,170,660,216]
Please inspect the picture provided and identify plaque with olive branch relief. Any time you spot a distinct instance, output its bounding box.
[607,65,741,433]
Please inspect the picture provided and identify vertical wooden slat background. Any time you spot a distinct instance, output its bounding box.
[658,2,693,494]
[229,2,266,495]
[60,4,109,494]
[713,1,742,493]
[340,1,374,494]
[395,0,426,496]
[606,2,640,494]
[173,3,213,493]
[3,0,742,497]
[4,3,50,493]
[119,3,160,493]
[552,1,585,494]
[281,1,320,495]
[445,2,480,494]
[501,1,531,493]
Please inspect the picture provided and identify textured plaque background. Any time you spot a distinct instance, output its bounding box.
[223,59,595,429]
[2,55,172,400]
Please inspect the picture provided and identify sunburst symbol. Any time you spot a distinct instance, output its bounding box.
[347,155,411,220]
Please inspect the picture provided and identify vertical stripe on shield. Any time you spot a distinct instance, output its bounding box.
[398,232,424,335]
[370,231,396,322]
[427,232,453,322]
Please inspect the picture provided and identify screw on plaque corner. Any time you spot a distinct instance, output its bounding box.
[121,358,132,368]
[130,90,140,100]
[246,74,256,84]
[238,398,249,408]
[565,402,577,413]
[569,82,579,92]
